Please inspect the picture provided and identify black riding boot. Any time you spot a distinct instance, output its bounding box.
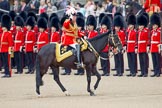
[75,44,82,68]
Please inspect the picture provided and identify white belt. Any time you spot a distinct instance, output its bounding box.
[138,41,146,43]
[14,40,22,43]
[50,42,57,44]
[127,41,135,43]
[37,41,45,44]
[25,41,33,43]
[151,41,159,44]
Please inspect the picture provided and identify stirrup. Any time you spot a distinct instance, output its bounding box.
[75,62,83,68]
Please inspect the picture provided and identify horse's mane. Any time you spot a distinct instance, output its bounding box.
[88,31,111,42]
[126,1,142,10]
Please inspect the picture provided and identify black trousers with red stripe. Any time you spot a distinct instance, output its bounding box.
[1,52,10,75]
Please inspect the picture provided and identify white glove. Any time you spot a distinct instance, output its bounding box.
[83,36,88,39]
[135,48,138,54]
[147,46,150,53]
[33,47,38,53]
[19,46,23,52]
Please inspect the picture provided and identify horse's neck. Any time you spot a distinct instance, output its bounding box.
[89,35,108,54]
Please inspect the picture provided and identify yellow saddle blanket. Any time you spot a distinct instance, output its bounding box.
[55,38,88,62]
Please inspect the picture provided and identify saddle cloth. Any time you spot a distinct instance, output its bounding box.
[55,38,88,62]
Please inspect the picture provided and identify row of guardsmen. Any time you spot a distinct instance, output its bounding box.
[0,10,161,78]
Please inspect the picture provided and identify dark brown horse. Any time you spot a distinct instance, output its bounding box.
[36,31,120,96]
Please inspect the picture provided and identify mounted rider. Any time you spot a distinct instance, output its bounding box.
[61,6,83,68]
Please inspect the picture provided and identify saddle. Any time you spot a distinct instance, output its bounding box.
[55,38,88,62]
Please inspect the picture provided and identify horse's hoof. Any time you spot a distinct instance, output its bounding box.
[64,91,70,96]
[90,92,96,96]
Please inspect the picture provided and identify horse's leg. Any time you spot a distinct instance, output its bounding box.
[92,66,101,91]
[50,65,70,96]
[85,65,95,96]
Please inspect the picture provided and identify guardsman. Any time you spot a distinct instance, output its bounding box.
[99,15,111,76]
[137,15,149,77]
[36,17,49,51]
[126,14,137,77]
[61,6,83,68]
[50,17,61,43]
[14,16,25,74]
[39,12,50,33]
[0,14,13,78]
[113,15,126,77]
[24,16,36,74]
[74,16,85,75]
[150,13,161,77]
[9,11,17,68]
[86,15,98,39]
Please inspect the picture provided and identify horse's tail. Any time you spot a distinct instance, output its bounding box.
[36,55,43,87]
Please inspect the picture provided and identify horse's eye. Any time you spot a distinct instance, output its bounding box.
[126,5,129,9]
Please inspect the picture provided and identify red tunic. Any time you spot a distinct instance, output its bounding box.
[0,31,13,53]
[144,0,160,9]
[14,30,24,52]
[0,27,3,33]
[25,30,36,52]
[36,31,49,50]
[127,29,137,52]
[150,28,161,52]
[50,31,61,43]
[144,0,160,13]
[87,30,98,39]
[62,19,79,46]
[117,30,126,46]
[100,29,109,52]
[137,29,148,53]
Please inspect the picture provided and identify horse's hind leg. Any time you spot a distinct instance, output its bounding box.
[85,65,95,96]
[50,65,70,96]
[92,66,101,90]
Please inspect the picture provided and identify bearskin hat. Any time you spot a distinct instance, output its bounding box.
[49,13,59,21]
[76,16,85,30]
[86,15,97,29]
[37,17,47,29]
[101,15,111,29]
[127,14,136,25]
[60,15,67,27]
[50,17,60,31]
[14,16,24,27]
[0,12,4,23]
[137,14,148,27]
[114,12,122,17]
[1,14,11,30]
[142,12,149,26]
[39,12,49,23]
[76,12,84,18]
[113,15,124,29]
[9,11,17,21]
[27,11,37,22]
[26,16,35,29]
[150,13,161,27]
[99,13,105,24]
[19,11,27,22]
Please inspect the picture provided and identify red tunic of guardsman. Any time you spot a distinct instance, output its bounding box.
[127,29,137,52]
[25,30,36,52]
[100,28,109,52]
[86,15,98,39]
[117,29,126,46]
[14,30,24,52]
[144,0,161,13]
[137,29,148,53]
[0,14,13,78]
[50,17,61,43]
[150,28,161,52]
[62,19,78,46]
